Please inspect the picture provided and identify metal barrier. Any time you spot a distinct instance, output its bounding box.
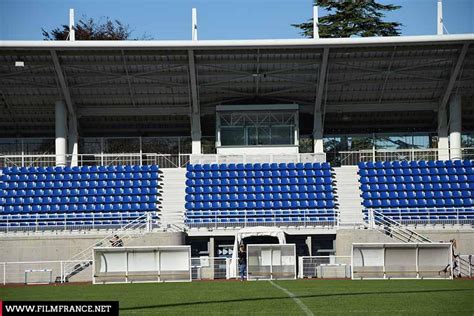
[338,148,474,166]
[0,153,190,169]
[457,255,473,278]
[189,153,327,165]
[0,212,160,234]
[191,257,228,280]
[0,260,87,285]
[298,256,351,279]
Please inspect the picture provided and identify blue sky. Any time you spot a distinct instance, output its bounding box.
[0,0,472,40]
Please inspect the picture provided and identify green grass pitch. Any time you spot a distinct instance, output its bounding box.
[1,279,474,315]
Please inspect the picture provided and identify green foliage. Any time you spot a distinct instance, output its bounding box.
[42,16,147,40]
[293,0,402,38]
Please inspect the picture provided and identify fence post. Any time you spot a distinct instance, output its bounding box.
[60,261,64,283]
[146,212,152,232]
[3,263,6,285]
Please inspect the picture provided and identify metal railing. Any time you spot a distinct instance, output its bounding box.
[187,212,337,230]
[338,148,474,166]
[0,153,191,169]
[191,257,228,280]
[62,212,153,282]
[189,153,327,165]
[298,256,352,279]
[457,255,473,278]
[0,212,160,234]
[0,260,87,285]
[367,210,432,243]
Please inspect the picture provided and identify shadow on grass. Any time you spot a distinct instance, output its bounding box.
[121,288,473,311]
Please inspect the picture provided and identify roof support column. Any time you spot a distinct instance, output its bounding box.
[68,114,78,166]
[449,94,462,160]
[188,50,201,155]
[437,103,449,160]
[313,48,329,154]
[55,100,67,167]
[191,113,202,155]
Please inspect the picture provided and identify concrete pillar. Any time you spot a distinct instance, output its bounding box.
[191,112,202,154]
[437,103,449,160]
[55,100,67,167]
[449,94,462,160]
[313,109,324,153]
[68,115,78,167]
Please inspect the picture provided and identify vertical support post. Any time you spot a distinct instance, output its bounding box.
[313,6,319,39]
[192,8,198,41]
[209,237,215,280]
[306,235,312,256]
[146,212,152,232]
[437,0,443,35]
[368,209,375,229]
[55,100,67,167]
[68,114,78,166]
[191,113,202,154]
[69,8,75,41]
[437,102,450,160]
[313,48,328,154]
[449,94,462,160]
[3,263,5,285]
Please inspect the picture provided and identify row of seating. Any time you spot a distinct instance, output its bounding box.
[358,160,473,169]
[363,199,472,208]
[187,162,331,172]
[3,187,159,197]
[359,168,473,176]
[185,184,334,194]
[186,209,335,217]
[2,172,159,181]
[360,183,474,192]
[186,177,332,186]
[0,211,149,220]
[186,170,332,179]
[185,216,335,224]
[0,165,161,224]
[3,165,159,174]
[186,200,335,210]
[2,203,158,214]
[362,191,472,199]
[0,220,148,228]
[2,195,158,205]
[185,192,335,202]
[363,209,473,215]
[359,160,474,225]
[365,214,474,221]
[360,175,474,184]
[1,180,160,189]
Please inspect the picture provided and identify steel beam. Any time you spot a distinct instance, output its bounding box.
[77,106,189,117]
[51,50,75,116]
[313,48,329,153]
[439,43,469,111]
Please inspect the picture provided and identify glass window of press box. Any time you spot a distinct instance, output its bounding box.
[217,111,297,147]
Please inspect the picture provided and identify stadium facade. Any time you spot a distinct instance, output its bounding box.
[1,34,474,281]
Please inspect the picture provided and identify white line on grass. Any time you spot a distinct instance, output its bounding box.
[269,280,314,316]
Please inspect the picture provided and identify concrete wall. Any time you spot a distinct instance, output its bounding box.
[335,228,474,256]
[0,232,185,284]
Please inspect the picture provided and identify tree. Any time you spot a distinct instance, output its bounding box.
[293,0,402,38]
[42,16,142,40]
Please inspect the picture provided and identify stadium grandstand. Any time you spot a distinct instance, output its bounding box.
[1,17,474,283]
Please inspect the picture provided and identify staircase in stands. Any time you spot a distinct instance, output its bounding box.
[333,166,365,226]
[160,168,186,231]
[59,212,152,282]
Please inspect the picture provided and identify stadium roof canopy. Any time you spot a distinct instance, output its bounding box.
[0,34,473,137]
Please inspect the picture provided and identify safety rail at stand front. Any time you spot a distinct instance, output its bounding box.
[298,256,352,279]
[0,153,190,169]
[338,148,474,166]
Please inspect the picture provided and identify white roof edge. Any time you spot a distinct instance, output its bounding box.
[1,34,473,49]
